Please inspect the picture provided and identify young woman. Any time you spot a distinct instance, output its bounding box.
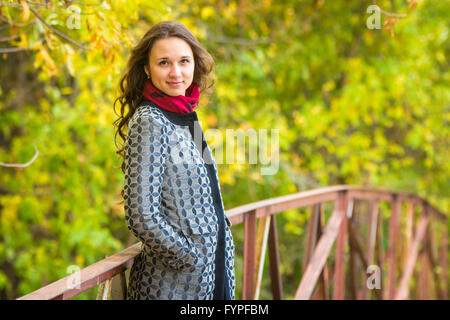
[113,21,235,300]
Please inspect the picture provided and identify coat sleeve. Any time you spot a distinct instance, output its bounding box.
[124,111,197,271]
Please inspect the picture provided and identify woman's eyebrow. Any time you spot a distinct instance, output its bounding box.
[157,55,192,60]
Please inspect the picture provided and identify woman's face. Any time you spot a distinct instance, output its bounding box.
[145,37,195,97]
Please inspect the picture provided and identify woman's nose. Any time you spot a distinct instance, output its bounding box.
[169,64,182,78]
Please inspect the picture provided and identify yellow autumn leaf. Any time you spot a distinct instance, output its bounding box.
[363,113,372,125]
[322,80,335,92]
[223,1,237,21]
[311,105,322,115]
[275,75,282,85]
[61,87,73,95]
[259,21,269,35]
[64,44,75,55]
[39,47,57,71]
[287,183,296,193]
[248,88,258,97]
[206,113,217,127]
[20,0,30,21]
[76,255,85,266]
[249,171,263,183]
[66,54,75,77]
[19,33,28,47]
[0,195,21,230]
[294,113,305,126]
[201,6,215,19]
[219,169,235,185]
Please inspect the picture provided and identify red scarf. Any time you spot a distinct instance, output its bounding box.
[142,79,200,113]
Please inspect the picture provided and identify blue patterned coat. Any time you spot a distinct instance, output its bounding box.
[124,100,235,300]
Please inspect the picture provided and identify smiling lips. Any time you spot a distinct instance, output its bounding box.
[168,81,183,87]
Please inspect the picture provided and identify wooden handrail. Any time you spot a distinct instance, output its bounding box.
[226,185,446,224]
[17,243,141,300]
[17,185,448,300]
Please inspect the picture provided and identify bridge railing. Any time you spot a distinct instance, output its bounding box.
[17,185,448,300]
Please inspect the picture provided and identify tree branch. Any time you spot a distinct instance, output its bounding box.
[0,24,34,42]
[0,46,32,53]
[0,15,30,27]
[208,36,272,46]
[24,0,50,7]
[372,0,407,18]
[0,33,22,42]
[28,6,90,50]
[0,141,45,168]
[64,0,94,6]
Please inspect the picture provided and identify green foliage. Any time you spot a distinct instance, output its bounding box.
[0,0,448,299]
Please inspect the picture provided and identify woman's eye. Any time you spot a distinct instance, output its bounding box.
[159,61,168,66]
[181,59,190,63]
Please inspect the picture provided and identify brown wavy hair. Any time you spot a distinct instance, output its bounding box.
[113,21,215,204]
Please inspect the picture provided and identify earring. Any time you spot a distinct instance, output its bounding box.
[147,74,151,79]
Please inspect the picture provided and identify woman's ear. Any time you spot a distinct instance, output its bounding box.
[144,65,150,78]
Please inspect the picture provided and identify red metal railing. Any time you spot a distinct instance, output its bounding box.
[17,185,448,300]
